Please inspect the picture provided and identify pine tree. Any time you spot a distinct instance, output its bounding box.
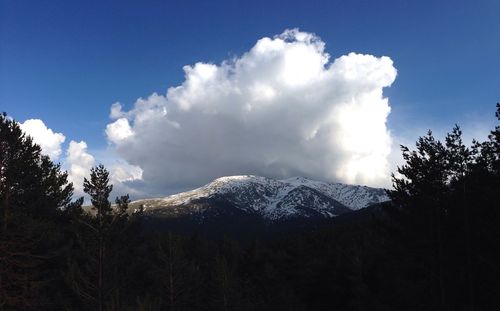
[0,112,79,310]
[115,194,130,215]
[67,165,139,311]
[84,165,113,221]
[87,165,112,311]
[387,103,500,310]
[389,129,458,309]
[151,233,200,311]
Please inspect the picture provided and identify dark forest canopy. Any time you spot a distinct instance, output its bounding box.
[0,104,499,311]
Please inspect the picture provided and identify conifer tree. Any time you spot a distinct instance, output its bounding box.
[387,103,500,310]
[84,164,113,221]
[0,112,79,309]
[67,165,138,311]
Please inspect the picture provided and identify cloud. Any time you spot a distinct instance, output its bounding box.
[66,140,95,195]
[17,117,141,199]
[106,29,397,194]
[108,161,144,198]
[64,146,143,199]
[110,161,143,183]
[20,119,66,160]
[18,119,96,197]
[106,118,134,144]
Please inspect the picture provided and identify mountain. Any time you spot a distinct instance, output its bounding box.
[129,175,390,224]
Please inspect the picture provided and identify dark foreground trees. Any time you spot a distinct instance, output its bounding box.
[0,113,78,310]
[0,104,499,311]
[386,103,500,310]
[64,165,143,311]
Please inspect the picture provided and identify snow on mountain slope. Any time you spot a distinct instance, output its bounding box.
[130,175,390,222]
[282,176,390,210]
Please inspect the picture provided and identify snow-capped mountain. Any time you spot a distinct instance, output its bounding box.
[129,175,390,223]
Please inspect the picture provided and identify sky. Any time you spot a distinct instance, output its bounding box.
[1,0,499,198]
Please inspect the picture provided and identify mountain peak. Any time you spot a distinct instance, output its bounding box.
[130,175,390,222]
[213,175,256,182]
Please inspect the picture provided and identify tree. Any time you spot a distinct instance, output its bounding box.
[0,112,79,310]
[0,113,74,227]
[67,165,138,311]
[149,233,202,311]
[115,194,130,215]
[387,104,500,310]
[69,165,113,311]
[84,165,113,222]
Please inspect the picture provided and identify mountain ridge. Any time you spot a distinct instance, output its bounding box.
[129,175,390,223]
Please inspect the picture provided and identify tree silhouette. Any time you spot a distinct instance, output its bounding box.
[388,104,500,310]
[0,112,78,309]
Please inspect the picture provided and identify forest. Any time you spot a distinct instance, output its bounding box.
[0,104,499,311]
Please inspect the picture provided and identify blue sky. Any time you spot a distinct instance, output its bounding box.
[1,0,499,196]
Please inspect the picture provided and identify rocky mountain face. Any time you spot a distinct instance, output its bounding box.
[129,175,390,224]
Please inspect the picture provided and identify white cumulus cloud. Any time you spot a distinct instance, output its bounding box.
[105,118,134,144]
[110,161,143,183]
[66,140,95,195]
[20,119,66,160]
[106,29,397,194]
[107,161,144,198]
[17,117,141,199]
